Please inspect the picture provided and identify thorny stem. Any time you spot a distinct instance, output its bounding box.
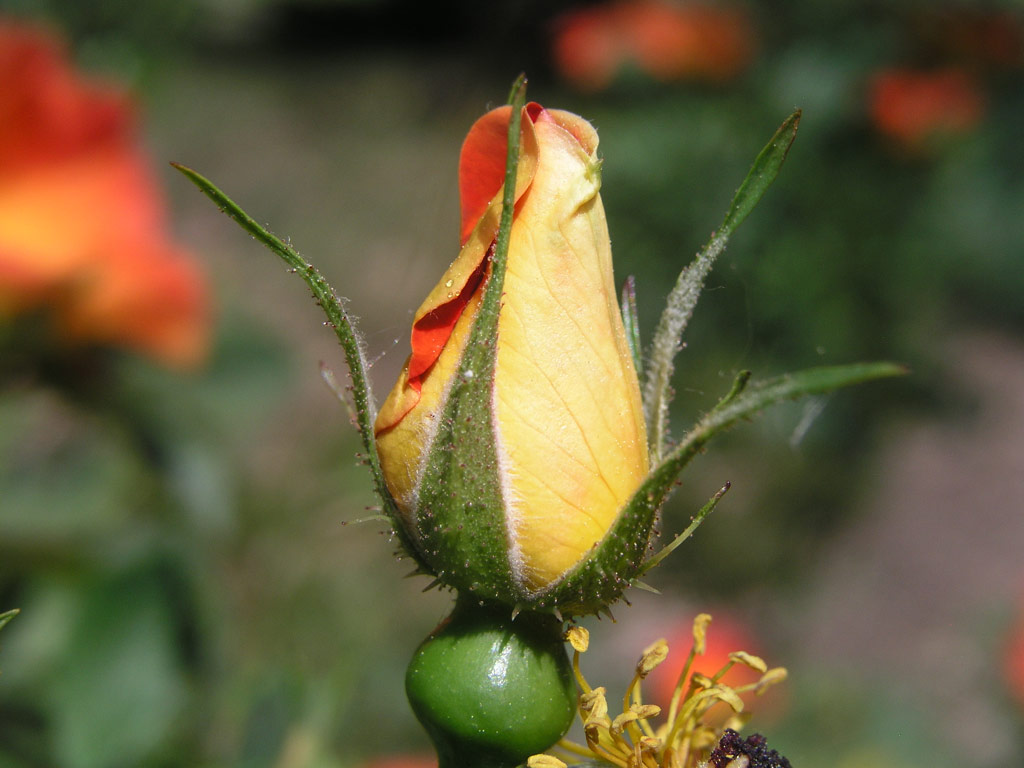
[642,111,801,463]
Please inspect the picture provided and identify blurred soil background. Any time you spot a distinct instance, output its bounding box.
[1,1,1023,767]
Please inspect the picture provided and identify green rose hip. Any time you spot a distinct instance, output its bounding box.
[405,598,576,768]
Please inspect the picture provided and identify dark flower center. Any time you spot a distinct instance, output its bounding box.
[709,729,793,768]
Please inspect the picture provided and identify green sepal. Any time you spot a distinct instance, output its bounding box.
[0,608,17,634]
[621,275,642,377]
[544,362,906,614]
[171,162,422,569]
[405,77,529,602]
[0,608,19,674]
[639,482,730,576]
[0,606,17,638]
[643,111,801,463]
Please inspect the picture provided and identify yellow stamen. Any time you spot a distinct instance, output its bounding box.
[611,710,639,734]
[566,626,590,652]
[691,672,715,689]
[584,719,626,768]
[637,638,670,676]
[633,704,661,720]
[554,738,598,759]
[692,613,712,655]
[632,702,662,741]
[623,671,642,722]
[754,667,788,692]
[667,615,709,726]
[534,613,787,768]
[728,651,767,673]
[581,687,608,720]
[527,756,567,768]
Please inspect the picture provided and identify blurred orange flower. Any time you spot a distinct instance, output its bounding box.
[0,19,209,368]
[867,67,985,150]
[647,612,786,725]
[1007,593,1024,710]
[552,0,754,91]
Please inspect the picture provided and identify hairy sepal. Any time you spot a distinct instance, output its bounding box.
[543,361,906,615]
[406,79,529,604]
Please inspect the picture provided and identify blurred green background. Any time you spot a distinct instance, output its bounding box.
[1,1,1023,766]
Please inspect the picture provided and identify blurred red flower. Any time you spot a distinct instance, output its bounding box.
[922,8,1024,72]
[0,19,209,368]
[1007,594,1024,709]
[867,68,985,150]
[552,0,754,91]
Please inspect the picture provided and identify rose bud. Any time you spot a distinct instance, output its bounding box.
[373,102,649,614]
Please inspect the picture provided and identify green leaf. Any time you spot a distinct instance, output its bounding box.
[50,572,187,768]
[0,608,18,633]
[720,110,802,238]
[621,275,642,376]
[0,390,138,545]
[410,76,529,602]
[170,163,416,562]
[642,111,802,463]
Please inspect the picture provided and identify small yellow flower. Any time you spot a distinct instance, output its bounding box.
[537,613,788,768]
